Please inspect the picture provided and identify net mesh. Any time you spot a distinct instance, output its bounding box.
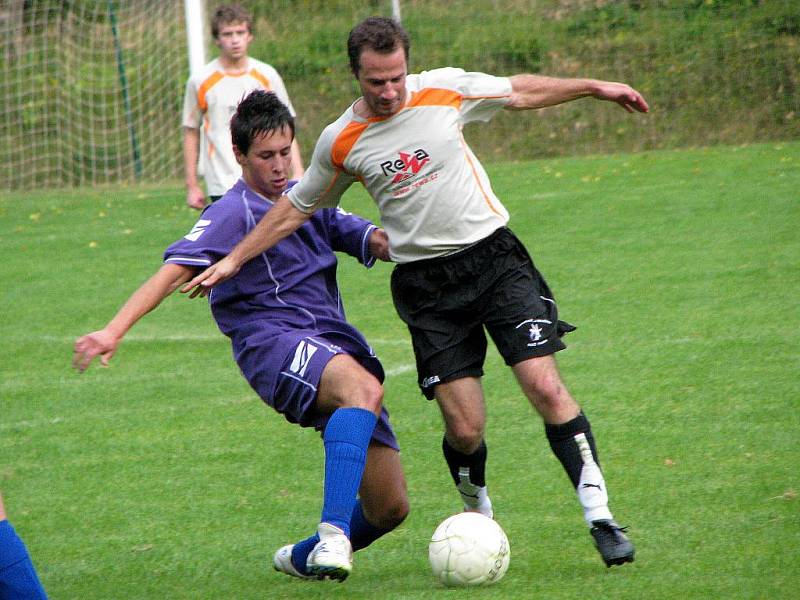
[0,1,185,189]
[1,0,798,190]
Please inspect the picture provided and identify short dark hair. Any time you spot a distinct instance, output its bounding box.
[210,4,252,38]
[347,16,410,76]
[230,91,295,155]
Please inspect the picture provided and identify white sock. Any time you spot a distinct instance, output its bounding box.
[574,433,613,525]
[457,467,494,518]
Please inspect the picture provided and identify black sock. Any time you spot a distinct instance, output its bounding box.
[545,412,600,489]
[442,437,487,487]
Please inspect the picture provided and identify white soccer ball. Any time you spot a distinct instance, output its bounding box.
[428,512,510,587]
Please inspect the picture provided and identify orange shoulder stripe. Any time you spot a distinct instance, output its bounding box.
[408,88,462,109]
[331,121,370,171]
[197,71,225,112]
[249,68,271,90]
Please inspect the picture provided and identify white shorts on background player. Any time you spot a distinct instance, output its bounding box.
[182,57,297,197]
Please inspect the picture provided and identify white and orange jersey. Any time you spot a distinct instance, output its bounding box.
[287,68,512,263]
[182,57,296,196]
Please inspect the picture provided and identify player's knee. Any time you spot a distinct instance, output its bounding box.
[347,375,384,415]
[446,421,485,453]
[373,495,410,531]
[387,496,410,529]
[527,380,578,420]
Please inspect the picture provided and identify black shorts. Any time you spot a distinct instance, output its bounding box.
[390,227,575,399]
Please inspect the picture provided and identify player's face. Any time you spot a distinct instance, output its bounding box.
[356,46,408,118]
[215,22,252,62]
[235,126,293,200]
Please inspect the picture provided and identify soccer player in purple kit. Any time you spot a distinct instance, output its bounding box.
[73,90,408,582]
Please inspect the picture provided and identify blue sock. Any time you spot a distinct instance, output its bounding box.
[290,500,391,574]
[289,533,319,575]
[0,520,48,599]
[288,408,376,575]
[320,407,377,537]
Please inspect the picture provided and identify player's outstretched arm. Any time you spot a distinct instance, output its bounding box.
[506,74,649,113]
[181,195,312,297]
[73,264,195,372]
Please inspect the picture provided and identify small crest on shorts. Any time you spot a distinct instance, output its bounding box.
[515,318,552,347]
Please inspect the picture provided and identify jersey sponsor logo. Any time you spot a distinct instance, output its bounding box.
[391,171,439,197]
[184,219,211,242]
[380,148,431,184]
[515,318,552,347]
[289,340,319,377]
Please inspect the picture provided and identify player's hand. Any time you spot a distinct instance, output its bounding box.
[186,185,207,210]
[368,228,391,262]
[73,329,120,373]
[180,256,241,298]
[595,82,649,114]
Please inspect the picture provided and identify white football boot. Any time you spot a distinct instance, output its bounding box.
[272,544,315,580]
[306,523,353,581]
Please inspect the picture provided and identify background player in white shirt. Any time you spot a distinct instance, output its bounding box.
[182,4,304,209]
[183,16,649,569]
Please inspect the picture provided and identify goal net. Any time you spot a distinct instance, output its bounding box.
[0,1,186,190]
[1,1,797,191]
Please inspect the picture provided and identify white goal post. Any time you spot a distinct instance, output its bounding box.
[184,0,206,77]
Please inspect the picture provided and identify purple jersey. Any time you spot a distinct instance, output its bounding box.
[163,179,387,417]
[165,180,377,337]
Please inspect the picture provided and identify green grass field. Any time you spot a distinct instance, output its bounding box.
[1,142,798,599]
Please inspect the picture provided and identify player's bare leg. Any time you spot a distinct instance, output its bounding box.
[357,443,409,536]
[512,354,580,424]
[435,377,493,517]
[513,354,634,566]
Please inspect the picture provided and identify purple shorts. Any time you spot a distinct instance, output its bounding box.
[235,328,399,451]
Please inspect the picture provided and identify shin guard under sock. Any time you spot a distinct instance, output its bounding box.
[545,412,612,524]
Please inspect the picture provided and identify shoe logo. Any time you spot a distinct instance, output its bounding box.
[184,219,211,241]
[581,483,603,491]
[289,340,318,377]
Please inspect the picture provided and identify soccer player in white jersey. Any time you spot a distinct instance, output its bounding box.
[183,16,650,568]
[75,91,408,582]
[182,4,304,209]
